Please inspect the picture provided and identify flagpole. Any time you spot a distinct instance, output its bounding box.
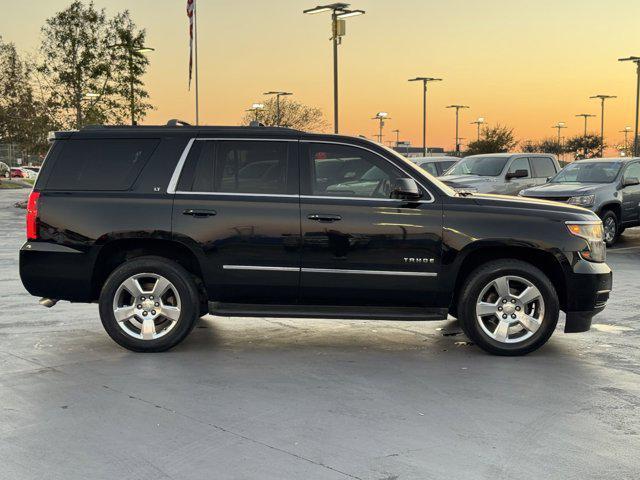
[194,0,199,125]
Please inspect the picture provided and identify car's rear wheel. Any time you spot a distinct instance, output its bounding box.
[457,259,559,356]
[99,256,200,352]
[601,210,619,247]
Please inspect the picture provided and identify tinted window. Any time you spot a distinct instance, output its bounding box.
[447,156,509,176]
[178,140,289,194]
[47,139,158,191]
[308,143,405,198]
[417,161,438,176]
[624,163,640,182]
[507,157,531,177]
[438,161,457,174]
[552,162,622,183]
[530,157,556,178]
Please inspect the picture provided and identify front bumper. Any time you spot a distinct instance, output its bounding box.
[563,256,612,333]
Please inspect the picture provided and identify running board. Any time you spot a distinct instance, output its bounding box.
[208,302,448,321]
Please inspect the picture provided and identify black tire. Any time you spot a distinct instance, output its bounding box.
[99,256,200,352]
[457,259,559,356]
[601,210,620,247]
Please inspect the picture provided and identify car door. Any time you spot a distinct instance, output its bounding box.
[171,137,301,303]
[530,156,557,186]
[621,161,640,225]
[299,141,443,307]
[504,157,534,195]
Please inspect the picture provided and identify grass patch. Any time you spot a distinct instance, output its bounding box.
[0,182,23,189]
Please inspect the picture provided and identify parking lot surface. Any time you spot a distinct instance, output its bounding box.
[1,188,639,480]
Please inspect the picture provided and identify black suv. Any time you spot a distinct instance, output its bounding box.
[20,124,612,355]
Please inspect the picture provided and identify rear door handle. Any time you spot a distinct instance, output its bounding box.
[308,214,342,223]
[183,209,217,218]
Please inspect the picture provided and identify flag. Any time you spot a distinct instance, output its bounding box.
[187,0,194,90]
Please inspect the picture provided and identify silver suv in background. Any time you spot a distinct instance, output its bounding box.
[439,153,560,195]
[520,158,640,246]
[409,156,458,177]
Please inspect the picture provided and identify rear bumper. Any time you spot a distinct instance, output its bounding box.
[563,256,612,333]
[19,241,95,302]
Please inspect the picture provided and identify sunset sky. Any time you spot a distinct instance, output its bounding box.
[2,0,640,151]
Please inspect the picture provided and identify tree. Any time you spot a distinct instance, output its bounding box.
[0,37,55,156]
[564,134,603,159]
[106,10,153,125]
[464,124,517,155]
[240,97,327,131]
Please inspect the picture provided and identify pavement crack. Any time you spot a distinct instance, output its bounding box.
[100,384,363,480]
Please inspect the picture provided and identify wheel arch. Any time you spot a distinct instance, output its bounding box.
[91,238,206,301]
[597,201,621,219]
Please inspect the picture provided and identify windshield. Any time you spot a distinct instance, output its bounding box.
[445,156,509,176]
[551,161,622,183]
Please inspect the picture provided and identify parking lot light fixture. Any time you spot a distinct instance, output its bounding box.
[446,105,469,155]
[372,112,390,143]
[304,3,365,134]
[470,117,485,141]
[392,129,400,146]
[576,113,596,136]
[246,103,265,122]
[408,77,442,156]
[590,94,617,157]
[263,91,293,127]
[618,56,640,156]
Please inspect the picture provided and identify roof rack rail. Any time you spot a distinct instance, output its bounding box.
[166,119,192,126]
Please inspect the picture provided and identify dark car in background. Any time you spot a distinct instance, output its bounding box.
[520,158,640,246]
[440,153,560,195]
[409,156,458,177]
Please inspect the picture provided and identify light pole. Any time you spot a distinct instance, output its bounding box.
[304,3,365,134]
[446,104,469,155]
[575,113,595,136]
[263,91,293,126]
[246,103,265,122]
[553,122,567,157]
[392,129,400,147]
[618,57,640,156]
[590,94,617,157]
[620,126,632,152]
[408,77,442,156]
[470,117,485,141]
[108,43,154,125]
[372,112,389,143]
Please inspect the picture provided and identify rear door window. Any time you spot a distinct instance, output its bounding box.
[530,157,557,178]
[46,138,159,191]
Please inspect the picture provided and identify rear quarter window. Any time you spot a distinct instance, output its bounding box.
[45,138,159,191]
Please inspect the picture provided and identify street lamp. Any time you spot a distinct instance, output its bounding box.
[246,103,265,122]
[108,43,154,125]
[304,3,365,134]
[263,91,293,127]
[590,94,617,157]
[575,113,596,136]
[392,129,400,147]
[618,56,640,156]
[372,112,390,143]
[408,77,442,156]
[446,104,469,155]
[552,122,567,156]
[620,126,632,152]
[470,117,485,141]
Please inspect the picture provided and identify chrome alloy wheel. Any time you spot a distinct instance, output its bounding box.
[112,273,181,340]
[603,216,617,244]
[475,275,545,344]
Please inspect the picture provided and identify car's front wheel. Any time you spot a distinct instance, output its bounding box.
[457,259,559,356]
[601,210,619,247]
[99,256,200,352]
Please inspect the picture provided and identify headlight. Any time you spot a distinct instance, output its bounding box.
[567,195,595,207]
[566,221,606,262]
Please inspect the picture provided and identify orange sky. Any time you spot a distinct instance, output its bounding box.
[2,0,640,151]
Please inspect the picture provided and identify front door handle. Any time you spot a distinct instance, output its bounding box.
[183,209,217,218]
[308,213,342,223]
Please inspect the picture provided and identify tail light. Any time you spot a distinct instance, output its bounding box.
[26,191,41,240]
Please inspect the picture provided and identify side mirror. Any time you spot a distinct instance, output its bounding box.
[391,178,422,200]
[506,169,528,180]
[623,176,640,187]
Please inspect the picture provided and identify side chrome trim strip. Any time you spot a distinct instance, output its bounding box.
[175,191,298,198]
[302,267,437,277]
[300,195,432,204]
[223,265,299,272]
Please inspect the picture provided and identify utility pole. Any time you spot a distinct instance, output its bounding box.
[446,104,469,155]
[590,94,617,157]
[619,57,640,156]
[408,77,442,156]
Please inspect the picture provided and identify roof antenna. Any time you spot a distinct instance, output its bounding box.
[249,121,265,127]
[166,119,192,126]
